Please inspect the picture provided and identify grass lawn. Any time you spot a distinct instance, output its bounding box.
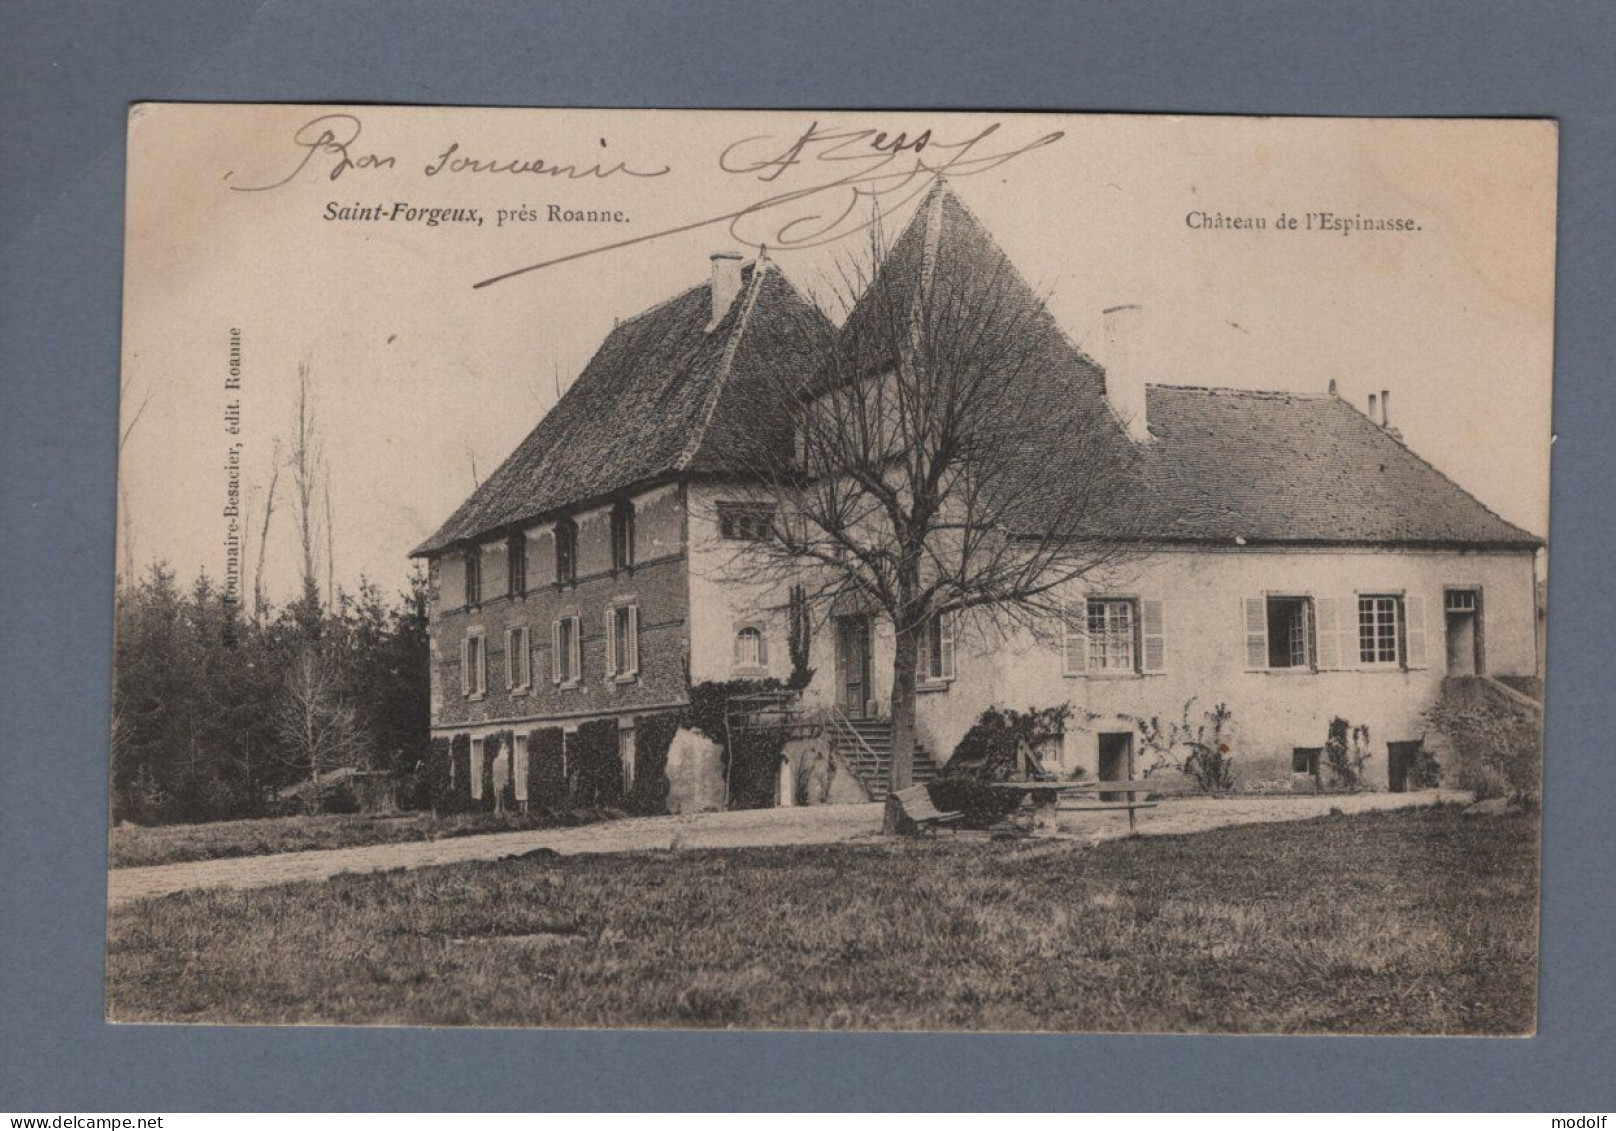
[105,806,1538,1034]
[109,808,616,869]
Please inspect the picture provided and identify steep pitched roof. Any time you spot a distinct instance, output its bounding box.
[412,260,827,556]
[1122,385,1541,547]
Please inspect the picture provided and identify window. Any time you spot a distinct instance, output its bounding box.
[552,616,582,686]
[606,604,639,680]
[464,549,482,606]
[513,734,529,804]
[1358,594,1403,665]
[507,534,526,595]
[554,519,577,584]
[1247,596,1315,669]
[470,738,485,801]
[1445,589,1478,614]
[1292,747,1321,777]
[924,612,955,682]
[611,502,635,571]
[462,632,486,698]
[506,625,531,690]
[1087,599,1137,673]
[718,502,776,541]
[734,625,766,670]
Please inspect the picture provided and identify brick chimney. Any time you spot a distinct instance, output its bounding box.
[708,252,745,330]
[1102,304,1152,443]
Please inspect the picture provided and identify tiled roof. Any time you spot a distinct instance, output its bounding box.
[411,261,827,555]
[1121,385,1541,547]
[414,183,1540,558]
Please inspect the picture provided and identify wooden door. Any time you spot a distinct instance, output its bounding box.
[835,616,871,718]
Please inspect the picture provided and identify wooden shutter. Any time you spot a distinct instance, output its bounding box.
[1140,600,1165,672]
[939,613,956,680]
[461,637,471,697]
[1244,598,1268,670]
[627,605,640,675]
[1062,598,1087,675]
[1315,597,1345,669]
[569,617,582,682]
[1404,595,1427,668]
[551,620,563,684]
[604,609,618,677]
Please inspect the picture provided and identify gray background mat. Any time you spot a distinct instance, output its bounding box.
[2,0,1612,1112]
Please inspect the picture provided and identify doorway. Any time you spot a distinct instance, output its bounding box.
[1387,740,1423,793]
[834,615,873,718]
[1098,732,1134,782]
[1444,588,1483,676]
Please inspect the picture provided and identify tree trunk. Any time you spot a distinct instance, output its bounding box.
[883,617,923,832]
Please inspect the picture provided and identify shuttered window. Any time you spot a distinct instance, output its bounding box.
[606,605,639,679]
[461,632,486,698]
[925,612,956,682]
[1358,595,1402,665]
[554,520,577,585]
[552,616,582,686]
[1087,599,1137,673]
[506,625,530,690]
[464,549,482,607]
[1246,596,1315,670]
[1061,599,1088,675]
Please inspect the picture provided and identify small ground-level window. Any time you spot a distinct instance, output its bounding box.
[1292,747,1321,778]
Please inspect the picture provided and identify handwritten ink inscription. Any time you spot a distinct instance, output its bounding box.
[224,112,1067,287]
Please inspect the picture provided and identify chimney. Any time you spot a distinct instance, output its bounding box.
[1368,392,1378,422]
[1102,304,1152,443]
[1380,388,1391,427]
[1328,378,1338,396]
[708,252,745,330]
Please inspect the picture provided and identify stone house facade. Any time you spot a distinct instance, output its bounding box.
[413,184,1542,801]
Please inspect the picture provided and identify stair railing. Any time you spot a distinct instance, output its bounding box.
[829,707,889,795]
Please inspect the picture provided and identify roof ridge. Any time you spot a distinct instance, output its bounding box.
[677,258,772,470]
[1149,383,1335,399]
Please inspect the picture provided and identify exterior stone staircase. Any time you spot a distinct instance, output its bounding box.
[830,715,942,801]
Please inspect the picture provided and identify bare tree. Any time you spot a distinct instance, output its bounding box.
[117,376,154,582]
[291,361,323,621]
[324,470,336,609]
[721,186,1140,828]
[253,438,282,621]
[273,649,368,812]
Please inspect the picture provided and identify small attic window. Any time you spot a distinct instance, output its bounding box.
[554,519,578,585]
[719,503,775,541]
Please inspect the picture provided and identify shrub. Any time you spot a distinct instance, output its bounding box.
[569,718,624,808]
[1135,699,1236,793]
[942,704,1074,781]
[424,736,452,812]
[926,774,1025,828]
[448,734,473,813]
[1323,718,1372,789]
[627,713,678,816]
[528,727,566,808]
[1427,679,1542,805]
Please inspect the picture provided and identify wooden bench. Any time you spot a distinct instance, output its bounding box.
[1056,780,1159,833]
[890,785,964,835]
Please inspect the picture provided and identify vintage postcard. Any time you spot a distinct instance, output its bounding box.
[110,106,1553,1033]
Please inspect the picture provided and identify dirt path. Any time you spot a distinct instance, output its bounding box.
[105,789,1471,909]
